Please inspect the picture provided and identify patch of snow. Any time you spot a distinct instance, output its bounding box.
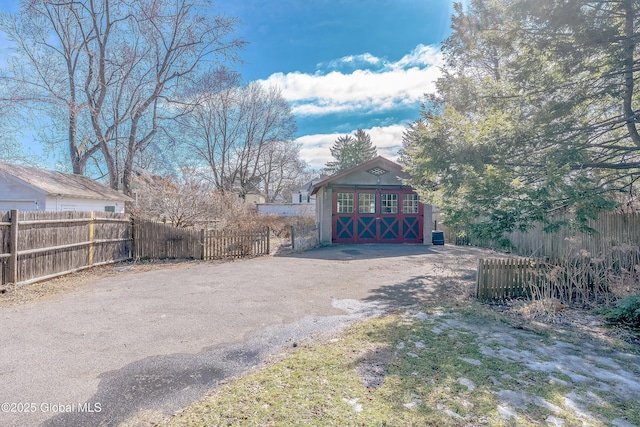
[496,389,562,414]
[479,344,497,358]
[563,393,599,422]
[342,398,362,413]
[332,298,384,316]
[458,377,476,391]
[403,394,422,409]
[548,376,569,386]
[436,403,464,419]
[443,409,464,419]
[396,342,405,350]
[414,341,425,349]
[458,357,482,366]
[407,352,419,358]
[612,419,637,427]
[497,404,518,420]
[414,311,428,321]
[545,415,565,426]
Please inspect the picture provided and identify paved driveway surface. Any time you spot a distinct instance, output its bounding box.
[0,244,486,427]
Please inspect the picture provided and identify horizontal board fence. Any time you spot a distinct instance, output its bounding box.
[0,210,132,286]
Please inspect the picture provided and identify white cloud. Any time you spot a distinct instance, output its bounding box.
[259,44,443,117]
[394,44,442,69]
[296,124,407,170]
[320,52,383,70]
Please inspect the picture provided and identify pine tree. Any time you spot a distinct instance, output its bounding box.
[324,129,377,175]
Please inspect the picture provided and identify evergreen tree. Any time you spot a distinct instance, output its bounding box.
[402,0,639,242]
[325,129,377,175]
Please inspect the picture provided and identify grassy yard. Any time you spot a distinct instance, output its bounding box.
[161,303,640,427]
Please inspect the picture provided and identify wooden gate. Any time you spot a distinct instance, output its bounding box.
[202,228,270,260]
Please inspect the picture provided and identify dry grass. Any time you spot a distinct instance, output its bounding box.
[160,303,640,427]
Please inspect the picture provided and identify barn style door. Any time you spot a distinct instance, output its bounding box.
[332,187,423,244]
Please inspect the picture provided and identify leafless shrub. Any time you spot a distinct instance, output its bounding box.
[524,246,640,310]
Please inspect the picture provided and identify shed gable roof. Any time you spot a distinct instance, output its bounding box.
[0,163,133,201]
[310,156,408,195]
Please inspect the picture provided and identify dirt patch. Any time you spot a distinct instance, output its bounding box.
[355,346,394,389]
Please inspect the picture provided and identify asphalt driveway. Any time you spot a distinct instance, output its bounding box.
[0,244,488,427]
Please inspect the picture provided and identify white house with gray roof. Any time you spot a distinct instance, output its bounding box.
[0,163,132,213]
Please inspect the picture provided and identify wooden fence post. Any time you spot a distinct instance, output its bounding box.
[476,258,483,299]
[88,211,95,265]
[267,227,271,254]
[290,225,295,248]
[200,229,205,260]
[9,209,18,284]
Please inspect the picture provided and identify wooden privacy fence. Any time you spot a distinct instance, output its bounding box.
[0,212,273,286]
[444,212,640,259]
[476,258,536,299]
[202,227,270,260]
[132,218,270,260]
[133,218,202,260]
[476,254,636,302]
[0,210,131,286]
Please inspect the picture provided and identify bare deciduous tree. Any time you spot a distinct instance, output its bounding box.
[257,140,307,202]
[1,0,244,195]
[181,82,298,198]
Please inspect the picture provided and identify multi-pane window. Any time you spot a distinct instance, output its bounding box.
[358,193,376,213]
[336,192,354,213]
[381,193,398,214]
[402,193,419,214]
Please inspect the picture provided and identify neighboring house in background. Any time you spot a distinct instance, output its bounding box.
[0,163,132,213]
[256,177,321,217]
[292,178,321,205]
[311,156,433,245]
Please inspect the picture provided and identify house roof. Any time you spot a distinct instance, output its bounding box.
[0,163,133,201]
[310,156,408,196]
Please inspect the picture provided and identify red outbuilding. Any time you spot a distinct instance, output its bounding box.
[311,156,433,244]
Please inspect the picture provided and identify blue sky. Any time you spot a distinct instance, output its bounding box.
[0,0,460,170]
[218,0,457,169]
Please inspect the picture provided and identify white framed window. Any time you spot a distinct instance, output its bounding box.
[336,193,354,213]
[402,193,419,214]
[358,193,375,213]
[381,193,398,214]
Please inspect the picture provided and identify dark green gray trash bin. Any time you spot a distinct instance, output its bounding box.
[432,230,444,245]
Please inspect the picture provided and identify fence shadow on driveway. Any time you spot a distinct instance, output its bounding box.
[364,271,478,307]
